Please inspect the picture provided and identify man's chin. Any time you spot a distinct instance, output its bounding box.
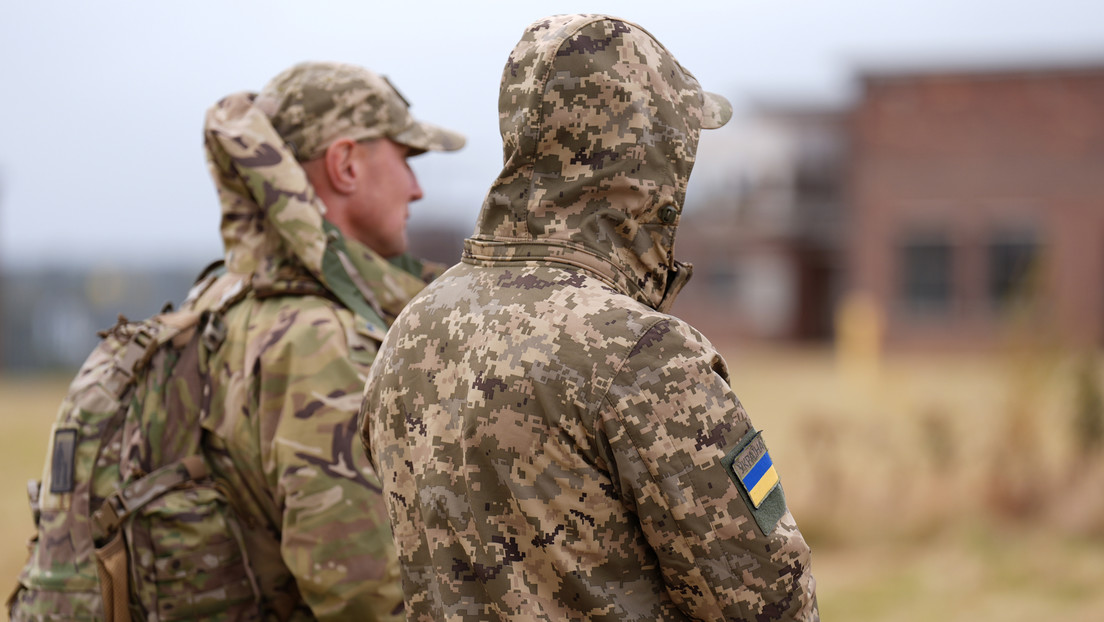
[382,241,407,260]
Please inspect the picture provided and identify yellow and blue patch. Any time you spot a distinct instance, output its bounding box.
[738,441,779,508]
[721,429,787,534]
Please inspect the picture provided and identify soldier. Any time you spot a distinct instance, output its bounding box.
[194,61,467,620]
[361,15,819,621]
[11,61,464,621]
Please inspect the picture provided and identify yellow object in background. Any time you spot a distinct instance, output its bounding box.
[835,291,884,388]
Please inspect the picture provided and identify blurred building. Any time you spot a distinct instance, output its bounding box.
[678,61,1104,351]
[675,105,848,343]
[848,63,1104,348]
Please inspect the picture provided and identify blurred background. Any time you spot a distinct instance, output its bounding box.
[2,1,1103,620]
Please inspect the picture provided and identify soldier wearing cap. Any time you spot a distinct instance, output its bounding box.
[8,60,462,622]
[361,15,818,620]
[12,61,465,621]
[196,62,464,620]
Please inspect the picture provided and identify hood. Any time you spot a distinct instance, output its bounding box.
[464,14,731,312]
[203,92,430,338]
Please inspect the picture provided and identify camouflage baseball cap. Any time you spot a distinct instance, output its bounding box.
[255,61,466,161]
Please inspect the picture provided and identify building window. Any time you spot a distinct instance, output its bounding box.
[706,262,739,300]
[988,231,1039,308]
[899,232,952,314]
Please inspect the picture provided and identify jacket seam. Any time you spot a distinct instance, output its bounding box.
[464,238,643,300]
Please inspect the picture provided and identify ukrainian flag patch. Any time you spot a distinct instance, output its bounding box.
[721,429,787,534]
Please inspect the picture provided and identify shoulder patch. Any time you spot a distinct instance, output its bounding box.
[721,429,787,535]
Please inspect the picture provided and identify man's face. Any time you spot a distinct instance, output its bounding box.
[344,138,423,257]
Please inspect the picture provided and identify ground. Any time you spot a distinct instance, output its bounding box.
[3,345,1103,621]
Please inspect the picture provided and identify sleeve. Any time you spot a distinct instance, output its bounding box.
[255,303,404,621]
[598,318,818,621]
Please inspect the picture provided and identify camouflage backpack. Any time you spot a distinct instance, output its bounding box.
[9,264,271,622]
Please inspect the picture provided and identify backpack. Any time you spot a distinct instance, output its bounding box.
[9,264,270,622]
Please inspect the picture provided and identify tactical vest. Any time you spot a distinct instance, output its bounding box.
[8,263,298,622]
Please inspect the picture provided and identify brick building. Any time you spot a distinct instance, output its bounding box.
[848,64,1104,348]
[674,106,848,344]
[675,62,1104,350]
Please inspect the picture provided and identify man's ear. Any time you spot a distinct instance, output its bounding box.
[323,138,359,195]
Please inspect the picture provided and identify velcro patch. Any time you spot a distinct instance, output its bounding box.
[732,432,778,508]
[49,428,78,494]
[721,429,787,534]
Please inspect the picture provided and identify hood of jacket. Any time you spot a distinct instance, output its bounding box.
[203,92,435,338]
[463,14,731,312]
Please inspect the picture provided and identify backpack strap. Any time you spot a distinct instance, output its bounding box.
[90,456,208,543]
[100,320,188,398]
[96,263,239,399]
[96,275,245,401]
[89,458,208,622]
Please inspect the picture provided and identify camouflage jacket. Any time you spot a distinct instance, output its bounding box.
[361,15,818,621]
[197,93,441,620]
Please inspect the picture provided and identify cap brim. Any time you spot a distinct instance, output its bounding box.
[702,91,733,130]
[392,120,466,156]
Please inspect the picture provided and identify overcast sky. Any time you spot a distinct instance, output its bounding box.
[1,0,1101,268]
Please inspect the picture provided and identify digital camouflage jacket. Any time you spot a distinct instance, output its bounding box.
[194,93,439,620]
[361,14,818,621]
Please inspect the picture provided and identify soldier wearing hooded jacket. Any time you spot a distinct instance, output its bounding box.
[11,61,464,621]
[194,62,468,621]
[361,15,818,621]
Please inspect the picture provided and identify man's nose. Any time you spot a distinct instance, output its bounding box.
[409,167,424,202]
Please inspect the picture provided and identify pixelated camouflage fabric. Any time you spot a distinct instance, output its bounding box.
[256,61,465,161]
[470,13,730,314]
[362,13,817,622]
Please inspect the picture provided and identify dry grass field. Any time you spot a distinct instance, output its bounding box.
[2,343,1103,620]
